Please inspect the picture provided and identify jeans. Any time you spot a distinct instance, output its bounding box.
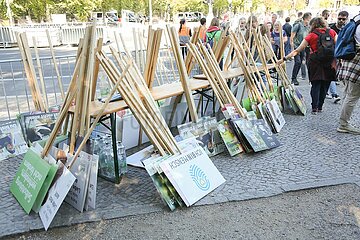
[291,50,305,82]
[328,81,338,96]
[310,81,331,110]
[285,41,291,56]
[339,81,360,126]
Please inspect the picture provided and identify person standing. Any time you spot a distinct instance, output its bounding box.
[271,21,288,59]
[326,11,349,103]
[329,11,349,33]
[294,12,308,80]
[199,18,207,43]
[283,17,292,55]
[236,17,247,37]
[279,17,337,114]
[337,14,360,134]
[270,13,277,32]
[204,18,222,69]
[178,19,191,59]
[290,12,312,85]
[322,9,330,21]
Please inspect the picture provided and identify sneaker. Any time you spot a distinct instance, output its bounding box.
[337,125,360,135]
[311,109,318,115]
[302,76,306,80]
[293,80,299,86]
[333,96,341,104]
[326,94,332,99]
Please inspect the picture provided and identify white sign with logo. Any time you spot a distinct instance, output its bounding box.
[160,146,226,206]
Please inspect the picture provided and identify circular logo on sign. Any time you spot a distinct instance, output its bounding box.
[189,165,210,191]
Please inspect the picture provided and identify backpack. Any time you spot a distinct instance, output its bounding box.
[206,31,219,48]
[311,28,335,64]
[335,17,360,60]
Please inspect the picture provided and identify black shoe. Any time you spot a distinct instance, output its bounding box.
[293,81,299,86]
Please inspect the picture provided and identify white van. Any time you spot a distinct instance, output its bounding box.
[176,12,197,22]
[91,11,118,23]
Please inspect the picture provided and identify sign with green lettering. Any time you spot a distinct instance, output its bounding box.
[10,148,50,214]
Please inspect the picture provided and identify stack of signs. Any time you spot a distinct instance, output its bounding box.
[10,145,76,230]
[143,155,185,211]
[20,112,59,145]
[250,119,281,149]
[65,148,99,212]
[257,99,285,133]
[229,118,268,153]
[144,146,226,209]
[0,119,28,161]
[292,88,307,115]
[160,146,226,206]
[178,117,225,157]
[217,119,243,156]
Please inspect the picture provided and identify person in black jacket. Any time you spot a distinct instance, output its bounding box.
[329,11,349,34]
[283,17,292,55]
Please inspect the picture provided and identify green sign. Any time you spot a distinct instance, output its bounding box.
[10,149,50,214]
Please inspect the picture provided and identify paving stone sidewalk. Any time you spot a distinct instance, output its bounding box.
[1,81,359,238]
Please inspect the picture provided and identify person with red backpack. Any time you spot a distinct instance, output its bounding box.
[278,17,337,115]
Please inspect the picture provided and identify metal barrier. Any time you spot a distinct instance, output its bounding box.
[0,55,77,120]
[0,27,18,47]
[61,26,105,45]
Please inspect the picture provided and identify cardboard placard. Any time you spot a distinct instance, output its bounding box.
[39,161,76,230]
[65,151,92,212]
[217,119,244,156]
[84,154,99,211]
[0,119,28,161]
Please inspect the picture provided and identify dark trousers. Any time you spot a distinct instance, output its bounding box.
[181,46,187,59]
[272,45,281,60]
[291,50,305,81]
[310,81,331,111]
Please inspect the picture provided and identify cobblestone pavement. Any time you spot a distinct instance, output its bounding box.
[1,79,359,238]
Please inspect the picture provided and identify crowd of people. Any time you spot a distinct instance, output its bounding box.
[178,9,360,135]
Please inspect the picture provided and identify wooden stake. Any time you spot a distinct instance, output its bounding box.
[46,29,65,100]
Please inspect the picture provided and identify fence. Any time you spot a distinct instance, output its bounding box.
[0,23,143,47]
[0,47,201,121]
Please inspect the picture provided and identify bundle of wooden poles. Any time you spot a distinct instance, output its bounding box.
[98,49,180,156]
[17,30,67,112]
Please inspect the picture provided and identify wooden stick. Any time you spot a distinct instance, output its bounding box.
[18,33,45,111]
[91,38,103,101]
[166,25,198,123]
[252,30,274,92]
[42,84,79,158]
[114,31,122,57]
[46,29,65,100]
[32,36,49,112]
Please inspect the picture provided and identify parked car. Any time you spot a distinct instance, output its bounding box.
[192,12,204,21]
